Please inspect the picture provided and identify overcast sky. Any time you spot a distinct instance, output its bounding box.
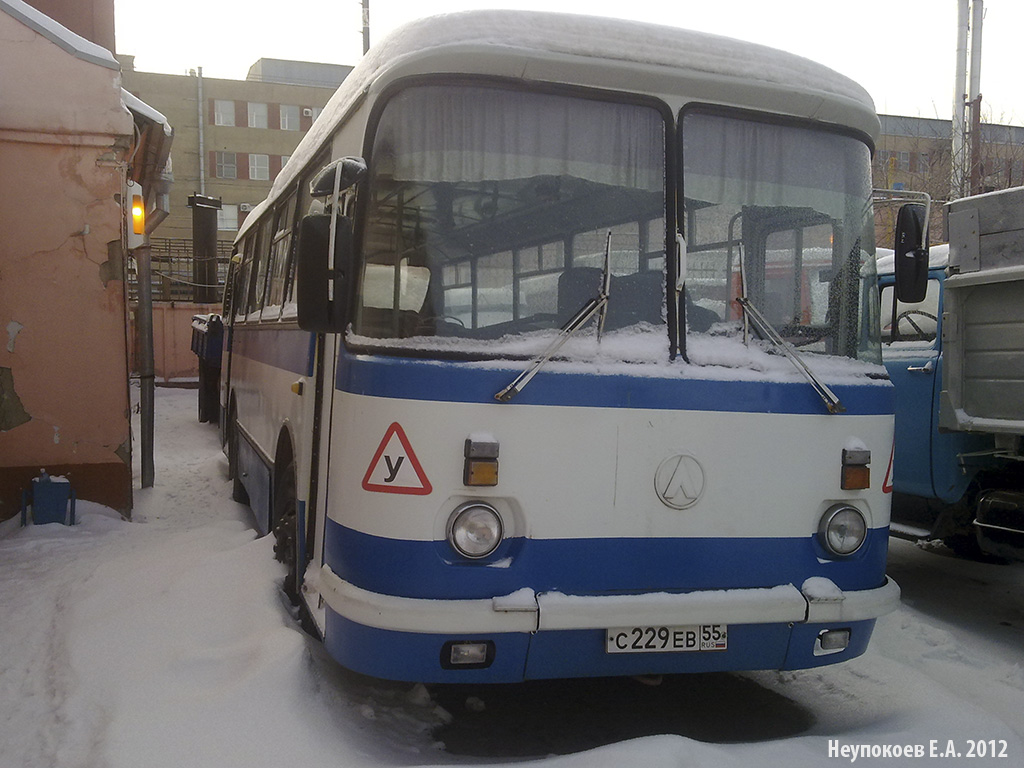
[114,0,1024,125]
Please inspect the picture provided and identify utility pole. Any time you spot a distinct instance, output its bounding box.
[952,0,984,200]
[968,0,984,195]
[951,0,969,200]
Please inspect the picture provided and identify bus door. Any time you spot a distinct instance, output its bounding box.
[304,328,338,627]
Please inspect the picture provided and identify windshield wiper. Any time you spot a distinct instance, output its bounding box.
[495,232,612,402]
[736,297,845,414]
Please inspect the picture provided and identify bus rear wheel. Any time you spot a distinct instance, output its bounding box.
[228,408,249,505]
[273,456,300,605]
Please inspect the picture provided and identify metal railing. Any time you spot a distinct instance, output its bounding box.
[128,238,233,303]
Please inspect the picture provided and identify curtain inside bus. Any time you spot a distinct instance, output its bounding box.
[354,84,667,351]
[373,86,663,191]
[680,110,879,363]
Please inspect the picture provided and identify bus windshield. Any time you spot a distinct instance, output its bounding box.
[353,84,667,353]
[351,85,880,367]
[681,110,881,364]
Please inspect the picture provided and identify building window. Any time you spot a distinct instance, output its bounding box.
[216,151,237,179]
[898,151,910,171]
[249,153,270,181]
[214,100,235,126]
[280,105,300,131]
[310,107,323,122]
[919,153,930,173]
[248,102,268,129]
[218,204,239,231]
[281,155,290,167]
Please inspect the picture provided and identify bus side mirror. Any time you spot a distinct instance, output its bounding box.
[894,203,929,304]
[296,214,354,333]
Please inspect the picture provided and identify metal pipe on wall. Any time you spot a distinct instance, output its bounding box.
[197,66,206,195]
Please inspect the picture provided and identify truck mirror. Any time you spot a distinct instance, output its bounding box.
[310,157,367,198]
[296,213,354,333]
[894,203,929,304]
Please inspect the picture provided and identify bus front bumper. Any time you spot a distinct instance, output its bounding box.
[319,565,901,635]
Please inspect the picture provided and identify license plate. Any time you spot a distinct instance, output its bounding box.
[606,624,728,654]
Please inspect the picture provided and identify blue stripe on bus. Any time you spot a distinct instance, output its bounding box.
[231,325,315,376]
[336,352,894,415]
[322,610,877,682]
[323,517,890,600]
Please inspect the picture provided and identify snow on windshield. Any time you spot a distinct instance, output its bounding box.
[347,321,887,385]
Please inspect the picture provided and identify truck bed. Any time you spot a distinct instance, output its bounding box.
[940,187,1024,435]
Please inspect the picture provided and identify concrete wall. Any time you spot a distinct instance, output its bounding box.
[128,302,221,383]
[0,7,134,519]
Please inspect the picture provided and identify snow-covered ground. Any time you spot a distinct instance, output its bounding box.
[1,387,1022,767]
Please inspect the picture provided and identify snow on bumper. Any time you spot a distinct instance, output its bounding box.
[319,565,900,634]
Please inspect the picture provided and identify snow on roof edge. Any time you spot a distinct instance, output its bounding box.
[1,0,118,71]
[121,88,172,137]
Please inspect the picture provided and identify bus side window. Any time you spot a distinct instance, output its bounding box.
[222,254,241,319]
[234,258,251,322]
[265,193,298,319]
[232,233,255,322]
[250,217,274,319]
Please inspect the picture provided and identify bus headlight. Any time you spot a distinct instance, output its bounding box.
[448,502,503,559]
[818,504,867,556]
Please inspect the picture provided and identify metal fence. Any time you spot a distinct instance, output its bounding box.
[128,238,234,303]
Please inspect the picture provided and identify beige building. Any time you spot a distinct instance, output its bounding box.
[873,114,1024,246]
[113,60,347,383]
[118,59,347,299]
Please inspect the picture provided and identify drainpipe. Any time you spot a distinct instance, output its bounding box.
[362,0,370,54]
[197,67,206,195]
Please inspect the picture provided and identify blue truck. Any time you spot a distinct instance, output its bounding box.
[879,187,1024,560]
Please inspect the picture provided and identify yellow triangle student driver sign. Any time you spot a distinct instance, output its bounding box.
[361,422,433,495]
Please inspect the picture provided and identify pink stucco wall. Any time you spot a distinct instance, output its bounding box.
[0,8,135,518]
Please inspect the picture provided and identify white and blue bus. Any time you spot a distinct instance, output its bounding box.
[223,11,900,683]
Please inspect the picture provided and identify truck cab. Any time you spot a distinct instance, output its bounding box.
[878,246,997,554]
[878,186,1024,561]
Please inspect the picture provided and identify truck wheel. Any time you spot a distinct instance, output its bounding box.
[943,531,986,560]
[939,490,1007,563]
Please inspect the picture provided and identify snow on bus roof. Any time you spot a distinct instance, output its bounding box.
[240,10,877,241]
